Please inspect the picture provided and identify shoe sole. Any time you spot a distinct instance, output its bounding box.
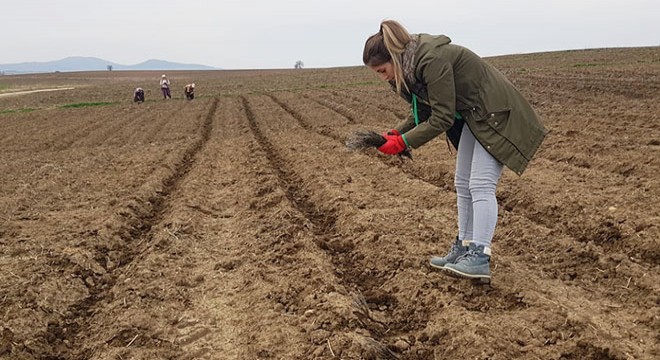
[429,262,491,284]
[442,266,491,284]
[429,261,447,270]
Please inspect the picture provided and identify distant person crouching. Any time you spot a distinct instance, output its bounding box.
[160,74,171,99]
[133,87,145,103]
[184,83,195,100]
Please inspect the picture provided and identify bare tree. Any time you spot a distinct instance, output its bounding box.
[294,60,304,69]
[107,65,113,71]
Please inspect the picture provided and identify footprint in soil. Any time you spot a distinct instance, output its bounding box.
[0,328,14,356]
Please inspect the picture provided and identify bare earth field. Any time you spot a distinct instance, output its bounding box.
[0,47,658,360]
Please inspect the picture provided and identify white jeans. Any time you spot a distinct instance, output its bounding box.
[454,124,503,247]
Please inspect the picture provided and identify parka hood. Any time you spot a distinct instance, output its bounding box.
[417,33,451,45]
[399,34,453,98]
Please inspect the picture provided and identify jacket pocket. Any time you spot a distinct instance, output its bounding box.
[476,109,511,123]
[484,109,540,161]
[461,106,488,121]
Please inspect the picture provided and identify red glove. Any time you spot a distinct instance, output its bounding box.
[378,133,407,155]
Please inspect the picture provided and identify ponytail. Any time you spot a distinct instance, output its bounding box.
[363,20,412,94]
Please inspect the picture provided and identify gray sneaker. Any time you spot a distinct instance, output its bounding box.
[444,243,491,283]
[429,237,470,269]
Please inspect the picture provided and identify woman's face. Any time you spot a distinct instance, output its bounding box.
[369,62,394,81]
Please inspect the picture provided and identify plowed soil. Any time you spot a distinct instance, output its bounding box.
[1,47,659,360]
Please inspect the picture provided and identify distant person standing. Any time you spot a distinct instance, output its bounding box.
[160,74,171,99]
[184,83,195,100]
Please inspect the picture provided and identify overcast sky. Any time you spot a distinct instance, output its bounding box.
[2,0,659,69]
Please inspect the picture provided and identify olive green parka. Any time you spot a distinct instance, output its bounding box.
[394,34,547,175]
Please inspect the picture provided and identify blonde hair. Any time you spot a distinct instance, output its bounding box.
[363,20,412,94]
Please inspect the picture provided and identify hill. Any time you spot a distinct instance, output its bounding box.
[0,56,217,74]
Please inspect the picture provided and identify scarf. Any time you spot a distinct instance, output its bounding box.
[401,35,419,90]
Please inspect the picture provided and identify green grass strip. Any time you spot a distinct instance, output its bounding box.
[61,101,114,109]
[0,108,37,115]
[573,63,603,67]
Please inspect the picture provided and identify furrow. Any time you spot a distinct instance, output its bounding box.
[38,98,218,359]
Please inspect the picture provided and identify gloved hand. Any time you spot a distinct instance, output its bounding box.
[377,133,407,155]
